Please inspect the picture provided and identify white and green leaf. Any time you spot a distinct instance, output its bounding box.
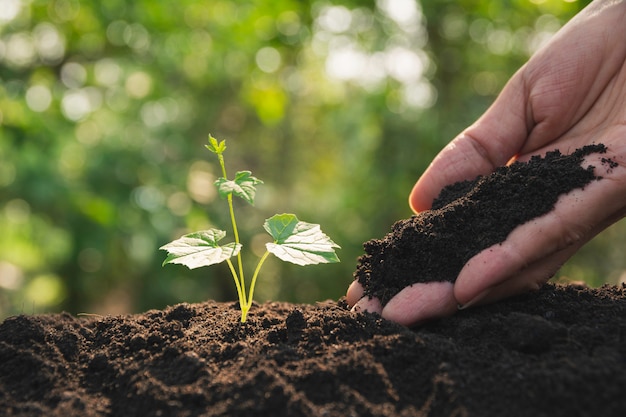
[264,214,340,266]
[215,171,263,204]
[160,229,241,269]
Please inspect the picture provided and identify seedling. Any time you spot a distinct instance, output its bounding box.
[160,135,340,322]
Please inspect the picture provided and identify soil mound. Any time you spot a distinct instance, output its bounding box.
[1,283,626,417]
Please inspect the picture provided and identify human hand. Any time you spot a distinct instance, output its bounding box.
[347,0,626,326]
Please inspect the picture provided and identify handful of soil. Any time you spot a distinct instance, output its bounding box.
[354,144,610,305]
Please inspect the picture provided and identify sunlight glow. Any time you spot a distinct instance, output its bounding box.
[385,47,426,84]
[0,0,21,22]
[0,262,23,291]
[256,47,282,73]
[317,1,434,109]
[317,6,352,33]
[377,0,419,27]
[25,85,52,112]
[4,32,36,67]
[34,23,65,64]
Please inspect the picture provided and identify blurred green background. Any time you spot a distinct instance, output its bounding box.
[1,0,624,319]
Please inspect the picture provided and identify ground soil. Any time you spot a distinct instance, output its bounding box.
[2,144,625,416]
[1,285,626,417]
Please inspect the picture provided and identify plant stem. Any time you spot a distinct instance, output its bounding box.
[217,152,248,320]
[226,195,246,300]
[225,259,246,322]
[240,250,270,322]
[247,250,271,311]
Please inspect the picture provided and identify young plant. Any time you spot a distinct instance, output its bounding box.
[160,135,340,322]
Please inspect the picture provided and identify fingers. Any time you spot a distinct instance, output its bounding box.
[345,280,365,306]
[356,152,625,326]
[353,296,383,315]
[360,143,625,326]
[346,280,383,314]
[409,126,525,213]
[381,282,457,327]
[346,279,457,327]
[455,170,626,306]
[409,70,534,213]
[457,243,580,310]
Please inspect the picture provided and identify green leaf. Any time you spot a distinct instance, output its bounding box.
[215,171,263,204]
[205,134,226,154]
[160,229,241,269]
[264,214,340,266]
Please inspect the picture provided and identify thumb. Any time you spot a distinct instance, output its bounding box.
[409,74,531,212]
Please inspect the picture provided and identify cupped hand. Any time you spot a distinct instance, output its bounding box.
[346,0,626,326]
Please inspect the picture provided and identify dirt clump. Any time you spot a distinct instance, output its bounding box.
[355,144,610,305]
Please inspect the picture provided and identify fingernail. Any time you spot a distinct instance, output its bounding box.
[457,288,492,310]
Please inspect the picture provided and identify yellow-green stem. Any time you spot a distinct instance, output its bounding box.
[226,258,245,321]
[227,194,246,297]
[246,250,271,311]
[218,152,247,318]
[240,304,250,323]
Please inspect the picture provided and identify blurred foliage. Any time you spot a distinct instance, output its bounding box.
[1,0,623,319]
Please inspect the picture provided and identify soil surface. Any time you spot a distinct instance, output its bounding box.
[355,144,610,304]
[1,284,626,417]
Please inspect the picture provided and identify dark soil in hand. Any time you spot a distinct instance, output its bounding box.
[355,144,610,305]
[1,284,626,417]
